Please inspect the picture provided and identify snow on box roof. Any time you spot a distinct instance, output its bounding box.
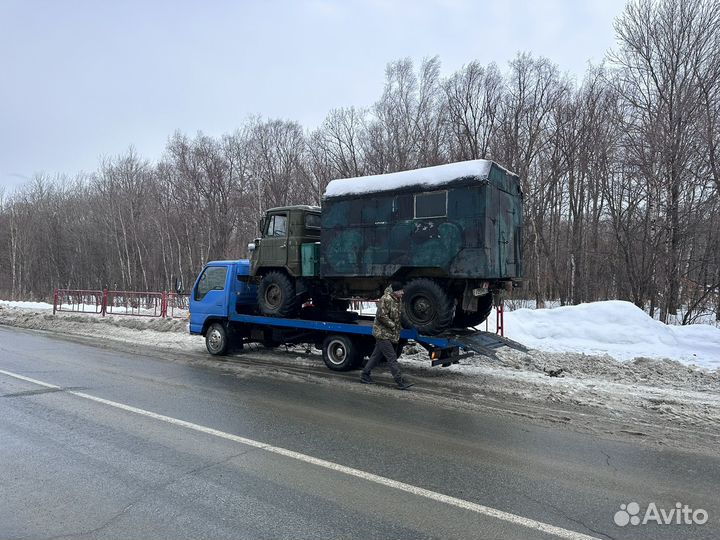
[324,159,510,198]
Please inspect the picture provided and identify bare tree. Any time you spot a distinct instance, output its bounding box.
[612,0,720,320]
[443,61,503,160]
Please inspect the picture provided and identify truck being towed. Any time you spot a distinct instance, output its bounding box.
[247,160,523,335]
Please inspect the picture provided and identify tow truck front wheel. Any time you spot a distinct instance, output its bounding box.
[206,322,230,356]
[322,334,361,371]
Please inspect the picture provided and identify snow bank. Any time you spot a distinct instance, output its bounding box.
[502,300,720,368]
[0,300,54,310]
[0,299,185,317]
[324,160,495,197]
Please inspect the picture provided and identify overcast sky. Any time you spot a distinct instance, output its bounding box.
[0,0,627,191]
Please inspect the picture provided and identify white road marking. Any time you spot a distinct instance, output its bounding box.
[0,367,600,540]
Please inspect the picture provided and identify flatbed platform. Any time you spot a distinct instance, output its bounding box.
[228,311,527,365]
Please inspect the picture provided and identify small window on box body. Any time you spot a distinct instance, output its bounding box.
[414,191,447,219]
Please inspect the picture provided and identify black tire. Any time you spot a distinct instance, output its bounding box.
[401,278,455,335]
[322,334,361,371]
[206,322,230,356]
[257,271,299,317]
[453,293,493,328]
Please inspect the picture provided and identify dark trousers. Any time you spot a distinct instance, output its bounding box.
[362,339,402,382]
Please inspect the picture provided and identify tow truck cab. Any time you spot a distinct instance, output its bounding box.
[189,260,256,335]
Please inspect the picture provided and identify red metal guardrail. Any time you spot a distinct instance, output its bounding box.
[52,289,505,332]
[106,290,164,317]
[53,288,190,319]
[165,292,189,318]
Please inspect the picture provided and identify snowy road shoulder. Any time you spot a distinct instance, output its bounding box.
[399,346,720,444]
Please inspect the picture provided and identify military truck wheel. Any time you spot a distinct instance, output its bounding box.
[401,278,454,335]
[322,334,361,371]
[258,271,299,317]
[453,294,493,328]
[206,322,229,356]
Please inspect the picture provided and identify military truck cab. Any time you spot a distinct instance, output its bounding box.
[250,205,320,276]
[249,205,322,317]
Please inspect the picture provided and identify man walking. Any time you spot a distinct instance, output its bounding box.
[360,283,413,390]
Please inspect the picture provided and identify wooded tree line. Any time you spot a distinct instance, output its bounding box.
[1,0,719,323]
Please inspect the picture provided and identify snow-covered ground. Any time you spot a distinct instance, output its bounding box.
[357,299,720,369]
[502,297,720,327]
[492,300,720,369]
[0,299,188,318]
[4,298,719,368]
[0,300,56,310]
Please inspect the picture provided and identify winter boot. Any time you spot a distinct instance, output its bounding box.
[395,378,414,390]
[360,373,374,384]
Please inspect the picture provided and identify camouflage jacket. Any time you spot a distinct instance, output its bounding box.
[372,286,402,343]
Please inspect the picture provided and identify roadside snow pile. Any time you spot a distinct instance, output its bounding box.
[503,300,720,368]
[0,304,200,352]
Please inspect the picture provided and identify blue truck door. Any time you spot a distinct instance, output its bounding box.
[189,264,230,334]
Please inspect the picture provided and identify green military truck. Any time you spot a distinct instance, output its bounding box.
[247,160,523,334]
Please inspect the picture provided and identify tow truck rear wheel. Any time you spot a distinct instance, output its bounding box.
[322,334,361,371]
[206,322,230,356]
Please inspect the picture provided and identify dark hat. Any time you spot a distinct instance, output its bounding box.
[390,282,404,292]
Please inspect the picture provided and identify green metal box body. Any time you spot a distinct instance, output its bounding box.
[320,162,523,280]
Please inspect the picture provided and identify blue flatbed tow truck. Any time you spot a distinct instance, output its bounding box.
[189,260,526,371]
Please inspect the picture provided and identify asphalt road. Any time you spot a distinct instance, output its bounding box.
[0,325,718,540]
